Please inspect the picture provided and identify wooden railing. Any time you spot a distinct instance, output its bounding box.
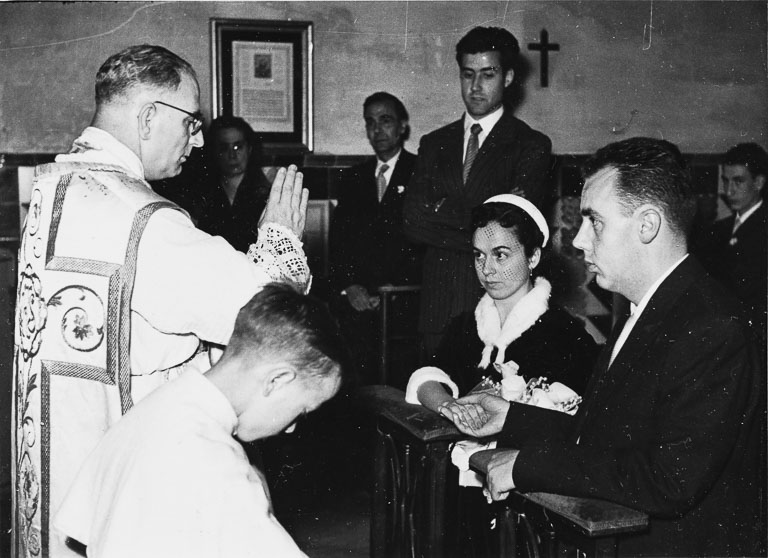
[356,385,648,558]
[377,285,421,385]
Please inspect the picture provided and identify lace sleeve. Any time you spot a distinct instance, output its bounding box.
[246,223,312,294]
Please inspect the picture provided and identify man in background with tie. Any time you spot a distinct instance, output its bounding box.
[404,26,553,358]
[449,138,765,557]
[328,91,422,383]
[697,142,767,348]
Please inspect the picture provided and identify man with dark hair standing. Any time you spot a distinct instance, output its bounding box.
[55,284,344,558]
[14,44,309,557]
[698,142,767,345]
[328,91,422,382]
[450,137,765,557]
[404,26,553,357]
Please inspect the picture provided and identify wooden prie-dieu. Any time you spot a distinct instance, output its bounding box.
[356,385,648,558]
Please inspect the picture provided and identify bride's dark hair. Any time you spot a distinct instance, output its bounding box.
[471,202,544,259]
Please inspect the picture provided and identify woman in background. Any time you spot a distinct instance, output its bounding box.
[196,115,272,253]
[406,194,597,414]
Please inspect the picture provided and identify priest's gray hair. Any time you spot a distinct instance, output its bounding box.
[95,44,197,106]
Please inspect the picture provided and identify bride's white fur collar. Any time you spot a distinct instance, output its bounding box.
[475,277,551,369]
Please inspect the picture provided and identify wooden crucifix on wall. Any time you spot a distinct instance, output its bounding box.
[528,29,560,87]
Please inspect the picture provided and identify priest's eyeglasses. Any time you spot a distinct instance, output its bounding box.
[154,100,204,136]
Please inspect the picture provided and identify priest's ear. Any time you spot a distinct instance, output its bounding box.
[136,102,157,140]
[637,206,662,244]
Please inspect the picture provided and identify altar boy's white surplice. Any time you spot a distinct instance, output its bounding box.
[55,370,307,558]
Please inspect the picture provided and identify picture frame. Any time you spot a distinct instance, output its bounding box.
[211,18,313,154]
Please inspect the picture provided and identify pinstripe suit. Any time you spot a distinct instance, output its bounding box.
[403,109,552,356]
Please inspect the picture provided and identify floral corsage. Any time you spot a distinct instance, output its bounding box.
[476,360,582,415]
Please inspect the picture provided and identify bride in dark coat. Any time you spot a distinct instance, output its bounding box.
[406,194,597,416]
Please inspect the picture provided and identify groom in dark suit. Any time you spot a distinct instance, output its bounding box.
[328,92,422,382]
[403,26,553,358]
[451,138,765,557]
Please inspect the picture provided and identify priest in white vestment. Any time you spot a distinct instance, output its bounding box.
[13,44,311,558]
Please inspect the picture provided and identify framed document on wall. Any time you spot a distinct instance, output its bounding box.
[211,18,313,154]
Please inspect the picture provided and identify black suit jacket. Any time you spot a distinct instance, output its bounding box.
[697,203,767,342]
[497,257,765,556]
[329,150,422,292]
[403,109,553,337]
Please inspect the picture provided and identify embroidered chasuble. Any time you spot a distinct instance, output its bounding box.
[13,126,313,558]
[14,160,181,558]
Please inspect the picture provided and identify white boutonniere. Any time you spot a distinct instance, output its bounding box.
[396,185,405,194]
[729,237,738,246]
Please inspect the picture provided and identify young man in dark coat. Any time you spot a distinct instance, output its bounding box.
[403,27,553,358]
[697,142,767,347]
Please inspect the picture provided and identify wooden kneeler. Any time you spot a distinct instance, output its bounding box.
[357,385,648,558]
